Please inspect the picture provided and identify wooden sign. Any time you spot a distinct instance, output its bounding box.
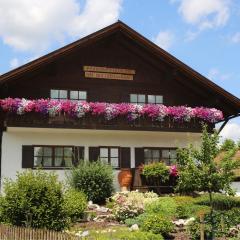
[85,71,133,81]
[83,66,135,81]
[83,66,135,75]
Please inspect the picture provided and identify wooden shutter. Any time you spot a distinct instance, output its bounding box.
[73,147,84,166]
[89,147,100,161]
[135,148,144,168]
[22,145,34,168]
[120,147,131,168]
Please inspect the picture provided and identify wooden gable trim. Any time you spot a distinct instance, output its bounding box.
[0,20,240,111]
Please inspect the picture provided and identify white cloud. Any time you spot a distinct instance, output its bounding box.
[9,58,20,69]
[0,0,122,52]
[178,0,231,30]
[220,122,240,142]
[154,30,175,50]
[231,32,240,43]
[207,68,231,82]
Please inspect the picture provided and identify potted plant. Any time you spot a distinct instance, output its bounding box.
[141,162,169,186]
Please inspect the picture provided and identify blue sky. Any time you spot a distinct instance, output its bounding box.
[0,0,240,140]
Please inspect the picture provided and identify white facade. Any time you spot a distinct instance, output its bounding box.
[1,127,202,190]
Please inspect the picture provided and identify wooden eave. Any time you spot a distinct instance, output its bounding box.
[0,20,239,117]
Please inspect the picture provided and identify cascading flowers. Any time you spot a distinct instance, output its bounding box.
[0,98,224,123]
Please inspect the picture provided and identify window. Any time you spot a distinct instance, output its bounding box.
[130,94,163,104]
[50,89,67,100]
[34,146,74,168]
[70,90,87,101]
[148,95,163,104]
[130,94,146,105]
[144,148,176,165]
[50,89,87,101]
[100,147,119,168]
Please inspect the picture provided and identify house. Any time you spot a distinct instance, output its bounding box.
[0,21,239,191]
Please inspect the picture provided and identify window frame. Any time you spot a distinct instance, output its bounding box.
[33,145,75,169]
[143,147,177,165]
[50,89,87,101]
[99,146,120,169]
[130,94,163,104]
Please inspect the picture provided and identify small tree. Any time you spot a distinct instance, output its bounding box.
[176,125,239,239]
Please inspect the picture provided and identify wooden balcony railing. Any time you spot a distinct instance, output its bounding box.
[3,112,213,132]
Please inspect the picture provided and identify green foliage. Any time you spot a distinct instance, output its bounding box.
[142,162,169,183]
[110,191,158,222]
[145,197,177,217]
[67,161,114,204]
[176,126,239,195]
[117,231,163,240]
[63,189,87,222]
[0,170,69,231]
[140,214,174,237]
[220,139,236,151]
[188,208,240,239]
[84,227,163,240]
[196,193,240,211]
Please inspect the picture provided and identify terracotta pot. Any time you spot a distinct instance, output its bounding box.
[118,169,133,191]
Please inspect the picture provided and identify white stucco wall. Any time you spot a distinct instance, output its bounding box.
[1,127,202,190]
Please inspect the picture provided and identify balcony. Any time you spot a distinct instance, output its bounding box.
[0,98,222,132]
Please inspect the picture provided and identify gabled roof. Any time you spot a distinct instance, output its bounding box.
[0,20,240,115]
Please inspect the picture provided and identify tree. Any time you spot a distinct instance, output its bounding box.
[176,125,239,239]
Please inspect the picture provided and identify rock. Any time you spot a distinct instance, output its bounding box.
[97,206,109,213]
[228,227,239,237]
[93,214,115,222]
[130,224,139,231]
[185,217,195,225]
[173,218,195,227]
[173,219,185,227]
[81,231,89,237]
[76,230,90,237]
[88,201,100,210]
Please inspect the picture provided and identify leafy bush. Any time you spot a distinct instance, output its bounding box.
[141,213,174,237]
[109,191,158,222]
[145,197,177,217]
[196,193,240,210]
[220,139,236,151]
[87,227,163,240]
[63,189,87,222]
[67,161,114,204]
[0,170,69,231]
[142,162,169,184]
[188,208,240,239]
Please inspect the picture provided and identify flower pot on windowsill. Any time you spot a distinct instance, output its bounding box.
[118,168,133,191]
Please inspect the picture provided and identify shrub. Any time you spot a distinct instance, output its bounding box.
[0,170,69,231]
[196,193,240,210]
[142,162,169,184]
[118,231,164,240]
[67,161,114,204]
[145,197,177,217]
[63,189,87,222]
[220,139,236,151]
[140,214,174,237]
[188,208,240,239]
[109,191,158,222]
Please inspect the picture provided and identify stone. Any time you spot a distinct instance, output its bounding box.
[130,224,139,231]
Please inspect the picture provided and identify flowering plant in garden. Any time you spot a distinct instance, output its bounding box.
[169,165,178,177]
[108,191,158,222]
[0,98,224,123]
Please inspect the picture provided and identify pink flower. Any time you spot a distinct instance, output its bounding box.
[169,165,178,177]
[0,98,224,123]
